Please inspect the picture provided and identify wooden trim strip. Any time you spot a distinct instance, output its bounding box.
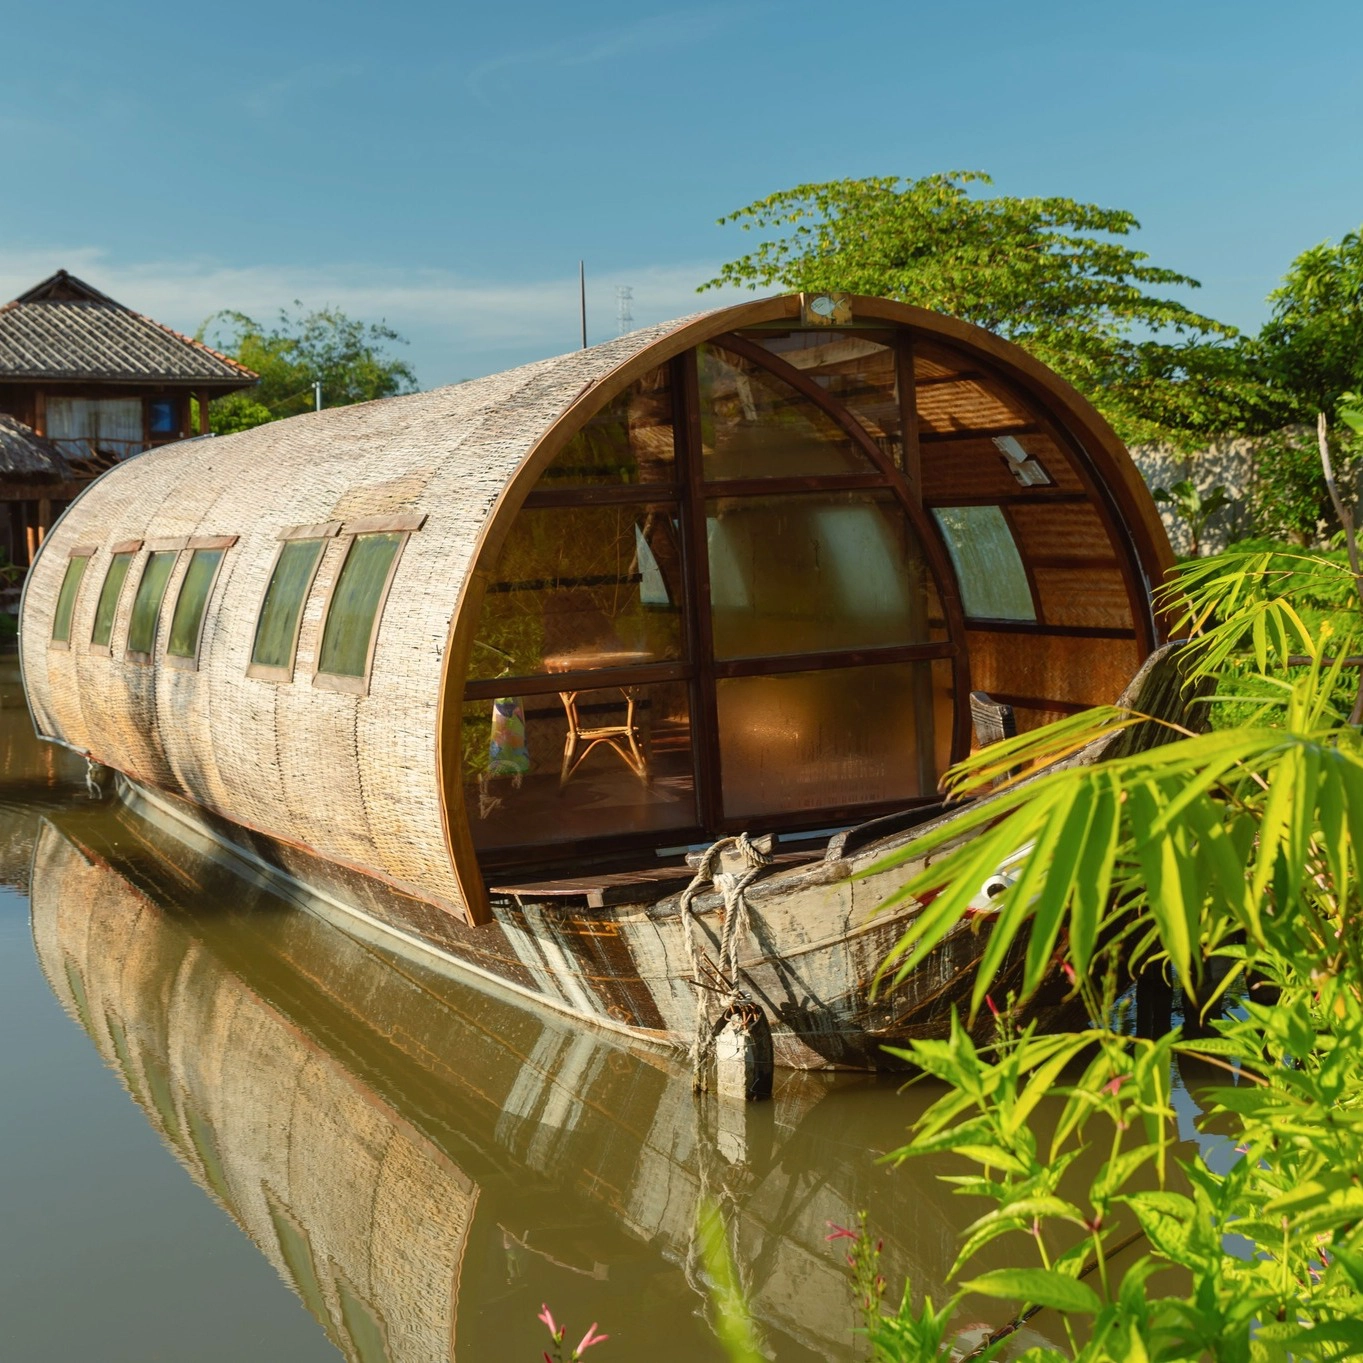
[523,484,682,507]
[110,538,143,555]
[700,472,888,497]
[986,692,1091,716]
[66,544,99,558]
[966,620,1137,639]
[342,512,427,535]
[187,534,239,550]
[712,642,956,679]
[144,536,188,552]
[463,660,691,701]
[279,521,341,541]
[918,423,1042,444]
[926,493,1092,508]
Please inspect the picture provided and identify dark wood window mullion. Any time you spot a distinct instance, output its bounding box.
[716,331,969,659]
[675,349,724,830]
[712,641,955,680]
[463,660,692,702]
[900,330,970,773]
[522,484,683,508]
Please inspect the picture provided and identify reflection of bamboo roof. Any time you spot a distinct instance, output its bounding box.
[21,295,1172,925]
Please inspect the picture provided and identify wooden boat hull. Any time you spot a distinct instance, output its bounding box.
[118,775,1055,1072]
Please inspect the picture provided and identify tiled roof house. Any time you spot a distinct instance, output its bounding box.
[0,269,258,566]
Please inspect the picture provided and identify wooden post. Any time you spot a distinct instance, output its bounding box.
[198,391,210,436]
[25,523,37,565]
[33,390,46,437]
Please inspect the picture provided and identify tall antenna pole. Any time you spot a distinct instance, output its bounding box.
[579,260,587,350]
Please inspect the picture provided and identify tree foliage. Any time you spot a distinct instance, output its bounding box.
[1258,227,1363,418]
[199,305,418,434]
[704,172,1276,448]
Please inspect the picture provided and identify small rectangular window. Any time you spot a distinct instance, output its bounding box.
[166,548,227,666]
[51,552,93,645]
[249,538,327,678]
[148,398,177,436]
[932,505,1037,622]
[315,531,404,688]
[90,552,135,651]
[126,551,178,656]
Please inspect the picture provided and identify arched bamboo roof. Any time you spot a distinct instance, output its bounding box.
[21,294,1173,925]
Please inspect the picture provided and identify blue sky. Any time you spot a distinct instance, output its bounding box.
[2,0,1359,387]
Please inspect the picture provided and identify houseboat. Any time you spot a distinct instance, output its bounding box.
[20,293,1181,1071]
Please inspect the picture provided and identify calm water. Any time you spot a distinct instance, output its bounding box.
[0,658,1065,1362]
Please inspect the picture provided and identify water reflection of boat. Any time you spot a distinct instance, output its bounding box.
[31,802,1063,1361]
[22,293,1184,1068]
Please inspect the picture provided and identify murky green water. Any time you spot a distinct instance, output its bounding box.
[0,658,1064,1361]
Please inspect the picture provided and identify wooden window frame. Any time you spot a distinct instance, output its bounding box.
[311,515,426,695]
[164,535,239,671]
[49,545,97,651]
[246,529,336,682]
[88,541,142,657]
[460,338,972,857]
[125,547,184,663]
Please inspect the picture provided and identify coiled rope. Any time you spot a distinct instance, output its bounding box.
[678,832,774,1093]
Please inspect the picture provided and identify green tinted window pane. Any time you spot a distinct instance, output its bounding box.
[267,1200,332,1331]
[337,1282,389,1363]
[706,492,928,659]
[167,549,224,658]
[932,505,1036,621]
[317,533,402,678]
[698,344,874,480]
[52,556,90,642]
[252,539,325,670]
[90,553,133,647]
[127,551,177,654]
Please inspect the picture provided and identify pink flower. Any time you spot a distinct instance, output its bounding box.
[576,1323,609,1354]
[1061,962,1077,985]
[1103,1074,1129,1097]
[825,1223,858,1241]
[539,1305,561,1339]
[986,995,1000,1018]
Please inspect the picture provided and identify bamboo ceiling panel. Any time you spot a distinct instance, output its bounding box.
[966,630,1141,710]
[920,434,1085,500]
[1006,502,1121,562]
[914,377,1026,434]
[1032,568,1134,630]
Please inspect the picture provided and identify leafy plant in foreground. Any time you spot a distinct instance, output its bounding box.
[843,528,1363,1361]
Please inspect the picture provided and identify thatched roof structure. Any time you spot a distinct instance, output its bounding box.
[21,294,1173,927]
[0,270,256,388]
[0,415,71,480]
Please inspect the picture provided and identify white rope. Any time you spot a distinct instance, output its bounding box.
[679,832,774,1093]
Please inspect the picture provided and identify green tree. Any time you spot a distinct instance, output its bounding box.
[704,172,1277,448]
[1258,227,1363,417]
[198,306,418,434]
